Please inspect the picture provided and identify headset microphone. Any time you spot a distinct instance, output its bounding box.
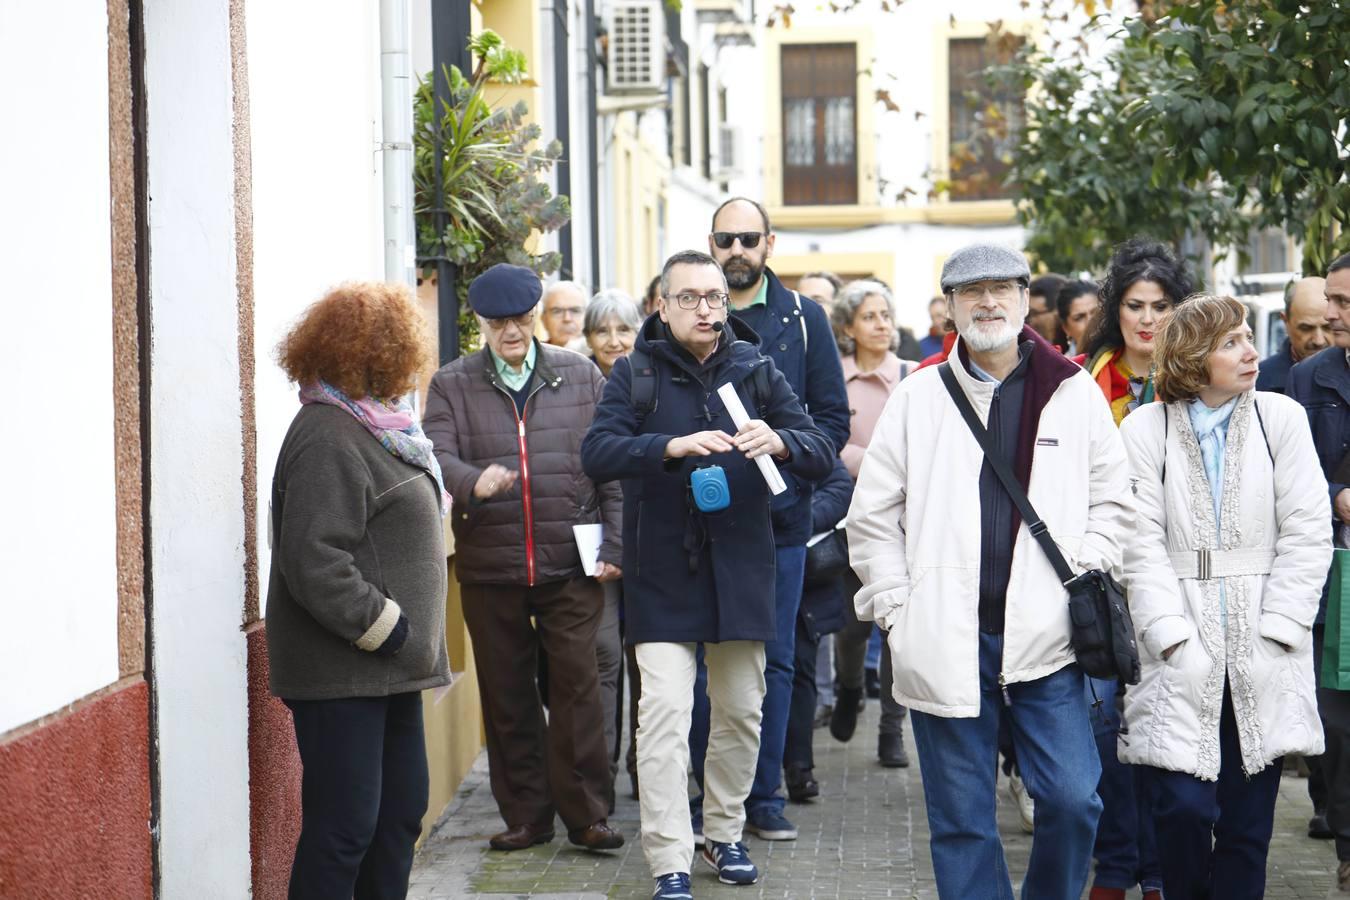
[711,321,725,333]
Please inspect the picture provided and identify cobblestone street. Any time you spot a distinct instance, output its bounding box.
[410,702,1345,899]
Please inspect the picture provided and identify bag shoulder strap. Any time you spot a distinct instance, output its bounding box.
[628,346,658,425]
[938,362,1077,585]
[749,358,772,417]
[791,290,808,351]
[1252,394,1275,465]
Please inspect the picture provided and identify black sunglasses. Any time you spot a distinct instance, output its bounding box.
[712,231,764,250]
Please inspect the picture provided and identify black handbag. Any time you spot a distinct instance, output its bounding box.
[804,527,849,587]
[939,363,1141,684]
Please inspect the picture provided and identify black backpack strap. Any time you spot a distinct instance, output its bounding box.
[749,358,773,418]
[628,347,658,425]
[938,362,1077,586]
[1252,395,1275,465]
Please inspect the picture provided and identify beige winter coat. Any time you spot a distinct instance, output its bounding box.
[1119,391,1331,779]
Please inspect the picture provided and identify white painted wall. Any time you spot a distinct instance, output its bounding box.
[247,2,385,609]
[143,0,251,893]
[0,2,121,733]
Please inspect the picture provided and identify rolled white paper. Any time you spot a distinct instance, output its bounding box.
[716,381,788,495]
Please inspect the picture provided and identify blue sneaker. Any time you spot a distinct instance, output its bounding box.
[744,808,798,840]
[701,839,759,885]
[652,872,693,899]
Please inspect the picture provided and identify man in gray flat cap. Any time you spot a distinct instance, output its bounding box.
[845,243,1131,899]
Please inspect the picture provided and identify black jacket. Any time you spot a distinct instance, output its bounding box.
[1256,339,1295,394]
[581,316,833,643]
[798,458,852,640]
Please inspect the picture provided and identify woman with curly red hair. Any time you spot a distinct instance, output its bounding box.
[266,281,451,900]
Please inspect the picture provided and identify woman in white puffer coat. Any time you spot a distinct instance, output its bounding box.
[1119,294,1331,900]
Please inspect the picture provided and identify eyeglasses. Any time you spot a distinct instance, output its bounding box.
[666,291,730,310]
[711,231,765,250]
[953,281,1022,302]
[545,305,584,318]
[482,312,536,332]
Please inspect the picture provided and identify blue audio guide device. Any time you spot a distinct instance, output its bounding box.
[690,466,731,513]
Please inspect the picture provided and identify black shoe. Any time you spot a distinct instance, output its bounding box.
[865,667,881,699]
[1311,812,1334,839]
[830,686,864,742]
[785,764,820,802]
[879,732,910,768]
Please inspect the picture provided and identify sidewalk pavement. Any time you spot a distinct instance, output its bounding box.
[409,701,1345,899]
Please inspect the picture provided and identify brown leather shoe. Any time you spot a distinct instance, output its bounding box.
[489,822,555,851]
[567,820,625,851]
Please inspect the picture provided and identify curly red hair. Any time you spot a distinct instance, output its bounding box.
[277,281,433,399]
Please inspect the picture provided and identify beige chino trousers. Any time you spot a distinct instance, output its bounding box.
[634,640,766,878]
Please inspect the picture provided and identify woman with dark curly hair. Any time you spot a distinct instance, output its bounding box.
[1080,239,1196,426]
[1077,239,1193,900]
[266,281,452,900]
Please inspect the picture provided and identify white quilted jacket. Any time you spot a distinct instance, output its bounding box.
[1118,391,1330,779]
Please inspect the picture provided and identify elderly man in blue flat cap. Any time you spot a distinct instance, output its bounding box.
[845,243,1132,899]
[423,263,626,852]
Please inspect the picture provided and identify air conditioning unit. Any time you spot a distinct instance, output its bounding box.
[606,0,665,94]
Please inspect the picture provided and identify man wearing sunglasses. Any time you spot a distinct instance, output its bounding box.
[692,197,849,843]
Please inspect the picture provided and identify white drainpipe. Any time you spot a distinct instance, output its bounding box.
[380,0,416,287]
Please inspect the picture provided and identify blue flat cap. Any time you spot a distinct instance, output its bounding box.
[468,263,542,318]
[940,244,1031,293]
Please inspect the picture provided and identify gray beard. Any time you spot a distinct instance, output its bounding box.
[958,316,1023,352]
[724,260,763,290]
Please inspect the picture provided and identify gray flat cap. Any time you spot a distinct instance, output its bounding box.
[940,244,1031,292]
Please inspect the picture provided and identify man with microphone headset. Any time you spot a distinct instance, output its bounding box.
[582,249,833,899]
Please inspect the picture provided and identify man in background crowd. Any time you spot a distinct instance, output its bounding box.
[1056,279,1100,355]
[1258,276,1330,393]
[797,271,842,307]
[542,280,590,352]
[919,296,949,358]
[1027,273,1068,347]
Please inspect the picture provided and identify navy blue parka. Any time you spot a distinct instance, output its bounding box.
[735,269,850,546]
[581,315,834,644]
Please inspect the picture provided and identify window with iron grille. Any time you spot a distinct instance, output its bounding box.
[947,36,1024,201]
[781,43,857,206]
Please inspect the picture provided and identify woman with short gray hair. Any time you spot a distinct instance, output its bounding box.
[584,289,642,378]
[826,278,915,770]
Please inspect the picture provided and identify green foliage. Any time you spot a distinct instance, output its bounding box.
[982,1,1350,276]
[1000,26,1253,274]
[1126,1,1350,275]
[414,30,571,354]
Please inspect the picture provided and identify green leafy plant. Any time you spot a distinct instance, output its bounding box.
[414,30,571,354]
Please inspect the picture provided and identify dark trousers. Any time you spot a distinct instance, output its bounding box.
[1088,678,1161,892]
[461,577,609,831]
[784,615,820,770]
[285,692,428,900]
[1315,621,1350,861]
[1142,683,1282,900]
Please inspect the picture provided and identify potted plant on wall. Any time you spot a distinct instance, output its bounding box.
[414,30,571,357]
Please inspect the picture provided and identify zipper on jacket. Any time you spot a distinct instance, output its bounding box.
[490,375,551,587]
[517,416,536,586]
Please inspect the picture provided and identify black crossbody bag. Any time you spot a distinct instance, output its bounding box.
[939,363,1141,684]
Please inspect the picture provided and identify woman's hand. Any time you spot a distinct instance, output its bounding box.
[1161,640,1186,661]
[473,464,518,500]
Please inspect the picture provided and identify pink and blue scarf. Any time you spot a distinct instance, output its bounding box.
[300,381,451,516]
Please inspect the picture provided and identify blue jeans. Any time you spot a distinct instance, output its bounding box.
[1143,681,1283,900]
[691,544,805,819]
[911,632,1102,900]
[1086,677,1162,892]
